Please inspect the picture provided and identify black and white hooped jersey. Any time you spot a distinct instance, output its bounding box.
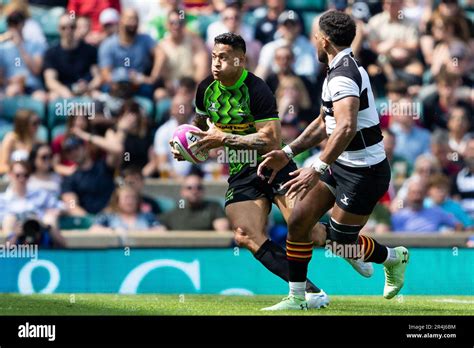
[321,47,386,168]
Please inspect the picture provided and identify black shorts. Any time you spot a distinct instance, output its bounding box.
[224,161,298,208]
[320,158,391,215]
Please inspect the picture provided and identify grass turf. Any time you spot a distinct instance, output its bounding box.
[0,294,473,315]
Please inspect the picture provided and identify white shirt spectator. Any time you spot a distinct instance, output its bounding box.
[257,36,319,81]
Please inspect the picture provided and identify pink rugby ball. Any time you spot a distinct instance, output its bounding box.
[172,124,209,164]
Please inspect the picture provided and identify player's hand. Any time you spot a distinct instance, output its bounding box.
[189,118,225,153]
[169,139,185,161]
[257,150,290,184]
[283,167,320,201]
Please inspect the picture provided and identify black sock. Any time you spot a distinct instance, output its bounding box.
[358,235,388,263]
[254,239,321,293]
[286,240,313,282]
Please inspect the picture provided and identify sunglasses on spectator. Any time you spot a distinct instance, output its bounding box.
[186,185,203,191]
[169,19,184,26]
[13,172,29,179]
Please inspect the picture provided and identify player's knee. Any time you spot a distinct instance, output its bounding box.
[288,212,312,239]
[326,218,361,245]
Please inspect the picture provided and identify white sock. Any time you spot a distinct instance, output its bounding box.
[289,281,306,298]
[383,247,399,266]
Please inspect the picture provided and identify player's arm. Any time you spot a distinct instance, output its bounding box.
[256,111,327,183]
[318,96,358,165]
[190,118,280,155]
[288,110,327,155]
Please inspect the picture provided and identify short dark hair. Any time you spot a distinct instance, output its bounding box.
[214,32,246,54]
[121,165,143,179]
[319,10,356,47]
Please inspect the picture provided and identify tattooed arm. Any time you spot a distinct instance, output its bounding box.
[190,119,281,155]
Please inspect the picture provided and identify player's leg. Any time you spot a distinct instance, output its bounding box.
[262,182,329,310]
[325,159,409,299]
[225,197,270,254]
[270,193,329,308]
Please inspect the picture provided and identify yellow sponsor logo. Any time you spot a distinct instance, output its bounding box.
[215,122,254,133]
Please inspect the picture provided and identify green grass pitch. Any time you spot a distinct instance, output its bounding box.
[0,294,473,315]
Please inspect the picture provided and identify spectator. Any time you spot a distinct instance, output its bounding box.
[27,143,62,196]
[426,174,473,229]
[96,67,135,119]
[0,161,66,247]
[452,138,474,220]
[90,185,163,232]
[429,15,472,79]
[275,75,312,125]
[67,0,121,34]
[206,3,260,70]
[0,10,47,101]
[447,106,471,156]
[382,129,412,185]
[60,135,119,216]
[1,1,46,44]
[98,8,161,98]
[145,0,200,41]
[379,80,408,128]
[254,0,286,45]
[255,11,318,82]
[389,98,431,165]
[75,16,92,43]
[391,177,461,233]
[264,45,317,111]
[154,9,209,101]
[422,69,473,131]
[73,100,154,175]
[421,0,474,69]
[153,94,193,179]
[367,0,419,56]
[0,110,41,175]
[43,14,101,100]
[98,8,120,40]
[159,174,229,231]
[121,166,161,215]
[51,111,91,176]
[430,129,462,177]
[376,46,423,88]
[361,203,392,234]
[391,154,442,212]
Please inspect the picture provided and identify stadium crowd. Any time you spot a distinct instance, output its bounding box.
[0,0,473,247]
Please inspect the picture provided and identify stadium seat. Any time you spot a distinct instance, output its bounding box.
[155,98,172,126]
[466,10,474,23]
[156,196,176,213]
[51,124,67,140]
[0,96,46,122]
[302,11,319,37]
[59,215,94,230]
[0,123,13,142]
[287,0,327,11]
[0,16,6,34]
[197,13,220,40]
[134,96,154,119]
[39,7,65,43]
[37,125,48,142]
[47,97,94,128]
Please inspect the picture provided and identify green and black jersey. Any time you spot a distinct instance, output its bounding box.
[195,69,279,175]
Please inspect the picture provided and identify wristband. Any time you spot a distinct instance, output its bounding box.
[282,145,294,160]
[311,157,329,175]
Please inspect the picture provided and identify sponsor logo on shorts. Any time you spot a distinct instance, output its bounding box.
[225,188,234,202]
[340,193,350,205]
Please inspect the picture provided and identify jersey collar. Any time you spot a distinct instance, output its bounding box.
[219,69,248,90]
[328,47,353,72]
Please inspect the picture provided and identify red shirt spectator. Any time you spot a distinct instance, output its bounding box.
[67,0,121,32]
